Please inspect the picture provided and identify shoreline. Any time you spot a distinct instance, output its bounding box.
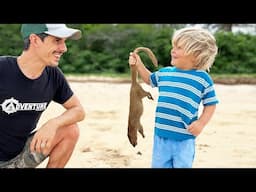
[66,75,256,85]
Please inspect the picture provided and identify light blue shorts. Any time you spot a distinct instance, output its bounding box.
[151,135,195,168]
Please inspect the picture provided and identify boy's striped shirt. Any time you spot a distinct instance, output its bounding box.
[150,66,218,140]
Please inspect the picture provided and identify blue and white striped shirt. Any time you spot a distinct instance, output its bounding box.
[150,66,219,140]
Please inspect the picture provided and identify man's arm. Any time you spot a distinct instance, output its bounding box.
[53,94,85,128]
[30,94,85,153]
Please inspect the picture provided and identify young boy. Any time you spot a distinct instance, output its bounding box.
[129,27,219,168]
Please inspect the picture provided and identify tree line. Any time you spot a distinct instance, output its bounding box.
[1,24,256,74]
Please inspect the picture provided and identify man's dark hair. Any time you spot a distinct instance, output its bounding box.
[23,33,48,50]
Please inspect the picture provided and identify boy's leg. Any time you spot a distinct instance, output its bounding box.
[173,138,195,168]
[151,135,173,168]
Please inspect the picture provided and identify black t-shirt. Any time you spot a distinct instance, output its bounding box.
[0,56,73,161]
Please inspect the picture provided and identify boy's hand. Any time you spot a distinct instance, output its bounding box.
[187,120,204,136]
[129,52,137,66]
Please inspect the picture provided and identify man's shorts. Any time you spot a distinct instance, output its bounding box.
[0,132,48,168]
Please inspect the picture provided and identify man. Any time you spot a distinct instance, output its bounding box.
[0,24,85,168]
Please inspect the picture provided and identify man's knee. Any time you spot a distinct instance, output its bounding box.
[64,124,80,142]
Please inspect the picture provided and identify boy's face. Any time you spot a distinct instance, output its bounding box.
[170,45,196,70]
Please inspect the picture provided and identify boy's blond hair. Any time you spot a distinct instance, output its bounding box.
[172,27,218,71]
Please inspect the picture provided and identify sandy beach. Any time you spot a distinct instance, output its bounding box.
[37,80,256,168]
